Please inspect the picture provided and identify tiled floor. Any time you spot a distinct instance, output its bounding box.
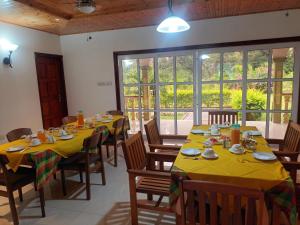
[0,150,175,225]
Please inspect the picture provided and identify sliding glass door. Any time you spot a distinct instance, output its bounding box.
[119,43,299,138]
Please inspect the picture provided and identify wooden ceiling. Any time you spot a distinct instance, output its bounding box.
[0,0,300,35]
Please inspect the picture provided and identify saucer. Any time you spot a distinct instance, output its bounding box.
[6,146,25,152]
[60,135,74,140]
[30,142,41,147]
[191,129,206,134]
[101,119,113,123]
[181,148,201,156]
[202,152,218,159]
[253,152,276,161]
[229,147,245,155]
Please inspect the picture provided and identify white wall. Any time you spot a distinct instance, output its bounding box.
[60,9,300,116]
[0,22,61,138]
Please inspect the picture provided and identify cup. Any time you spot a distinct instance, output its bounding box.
[211,128,219,135]
[47,135,56,144]
[31,138,41,146]
[59,129,68,137]
[203,148,215,157]
[211,124,218,130]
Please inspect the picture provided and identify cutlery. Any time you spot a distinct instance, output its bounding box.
[20,147,31,153]
[184,157,200,160]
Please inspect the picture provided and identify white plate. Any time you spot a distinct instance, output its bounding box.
[253,152,276,161]
[30,142,41,147]
[181,148,201,156]
[60,134,74,140]
[191,129,206,134]
[229,147,245,155]
[31,133,38,138]
[202,152,218,159]
[210,132,221,136]
[101,119,112,123]
[218,124,230,129]
[7,146,25,152]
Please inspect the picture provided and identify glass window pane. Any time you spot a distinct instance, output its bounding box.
[158,57,173,83]
[140,58,154,83]
[160,112,174,134]
[124,86,139,110]
[272,48,294,79]
[223,51,243,80]
[160,85,174,109]
[141,85,156,110]
[202,53,220,81]
[176,55,193,82]
[270,81,293,110]
[177,112,193,135]
[223,82,242,109]
[177,85,193,110]
[122,59,138,84]
[201,111,209,125]
[246,112,266,137]
[202,84,220,108]
[269,113,291,139]
[125,111,140,133]
[247,50,268,79]
[246,82,267,110]
[142,111,156,134]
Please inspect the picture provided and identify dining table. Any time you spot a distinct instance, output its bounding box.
[0,114,123,188]
[170,125,297,225]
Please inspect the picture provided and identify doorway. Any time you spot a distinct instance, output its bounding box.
[35,53,68,129]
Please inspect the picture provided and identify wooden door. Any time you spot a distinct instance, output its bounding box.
[35,53,68,129]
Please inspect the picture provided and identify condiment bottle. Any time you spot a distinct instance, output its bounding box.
[231,124,240,145]
[77,110,84,128]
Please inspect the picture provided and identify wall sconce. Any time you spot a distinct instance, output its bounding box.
[0,39,19,68]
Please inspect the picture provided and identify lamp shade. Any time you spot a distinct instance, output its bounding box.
[77,5,96,14]
[0,39,18,52]
[157,16,190,33]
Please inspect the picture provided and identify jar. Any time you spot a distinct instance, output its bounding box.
[77,110,84,128]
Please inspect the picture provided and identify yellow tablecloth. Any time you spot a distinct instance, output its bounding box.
[172,125,289,191]
[0,115,123,171]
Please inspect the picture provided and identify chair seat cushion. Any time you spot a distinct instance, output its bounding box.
[0,167,35,188]
[136,176,171,196]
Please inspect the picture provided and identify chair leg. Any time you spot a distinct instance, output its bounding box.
[101,163,106,185]
[61,169,67,196]
[39,187,46,217]
[85,164,91,200]
[79,168,83,183]
[147,194,153,201]
[7,188,19,225]
[106,145,110,158]
[17,187,23,202]
[129,175,138,225]
[53,172,57,180]
[114,143,118,167]
[34,181,37,191]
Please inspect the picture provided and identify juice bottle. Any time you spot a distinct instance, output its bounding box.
[37,129,47,143]
[231,124,240,145]
[77,110,84,128]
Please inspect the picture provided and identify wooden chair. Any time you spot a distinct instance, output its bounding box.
[208,110,238,125]
[106,110,123,115]
[0,155,45,225]
[122,131,177,225]
[267,121,300,162]
[179,179,265,225]
[62,116,77,125]
[59,130,106,200]
[106,110,130,139]
[144,119,186,153]
[6,128,32,142]
[102,118,125,167]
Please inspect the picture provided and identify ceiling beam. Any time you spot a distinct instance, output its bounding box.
[15,0,73,20]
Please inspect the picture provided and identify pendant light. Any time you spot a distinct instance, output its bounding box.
[157,0,190,33]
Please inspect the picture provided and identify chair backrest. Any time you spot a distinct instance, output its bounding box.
[122,131,147,170]
[106,110,124,116]
[113,118,125,137]
[82,131,101,153]
[62,116,77,125]
[144,119,162,145]
[283,121,300,153]
[208,111,238,125]
[6,128,32,142]
[179,179,265,225]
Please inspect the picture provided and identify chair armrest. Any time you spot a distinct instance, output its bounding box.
[148,144,181,151]
[273,151,299,161]
[146,152,177,163]
[266,138,284,145]
[160,135,188,140]
[127,169,171,179]
[281,161,300,170]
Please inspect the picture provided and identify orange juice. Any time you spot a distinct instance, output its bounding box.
[77,110,84,128]
[37,130,47,143]
[231,124,240,145]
